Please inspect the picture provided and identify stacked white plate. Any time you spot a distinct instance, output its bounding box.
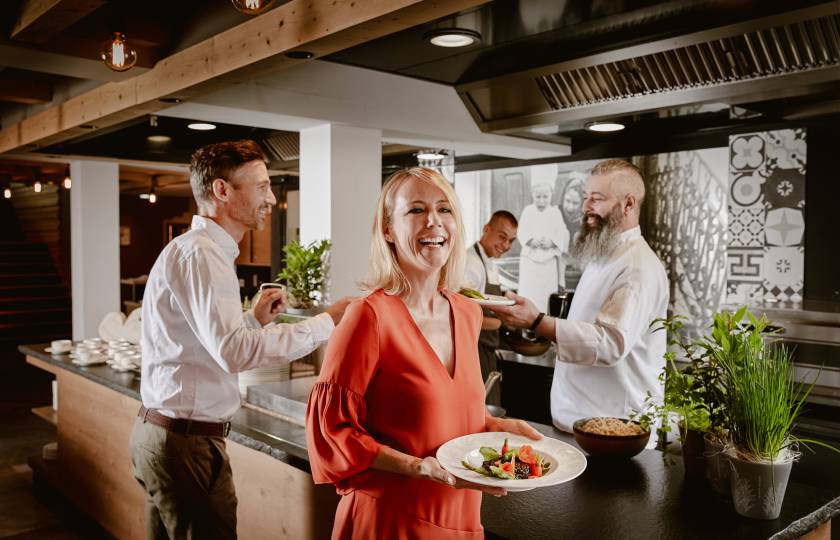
[238,364,291,396]
[69,339,108,366]
[104,340,142,372]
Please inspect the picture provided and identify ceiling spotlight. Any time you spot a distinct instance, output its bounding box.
[188,123,217,131]
[425,29,481,48]
[101,32,138,72]
[417,151,446,162]
[231,0,275,15]
[147,134,172,143]
[585,121,625,133]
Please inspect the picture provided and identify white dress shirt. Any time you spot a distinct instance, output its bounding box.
[550,226,668,436]
[140,215,334,422]
[464,242,499,293]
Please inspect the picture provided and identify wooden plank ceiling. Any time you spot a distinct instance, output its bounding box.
[0,0,490,155]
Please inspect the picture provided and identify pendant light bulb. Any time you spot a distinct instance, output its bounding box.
[231,0,276,15]
[63,176,71,189]
[101,32,137,72]
[3,187,10,199]
[148,175,157,204]
[34,180,42,193]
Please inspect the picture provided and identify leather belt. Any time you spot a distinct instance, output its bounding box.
[138,406,231,438]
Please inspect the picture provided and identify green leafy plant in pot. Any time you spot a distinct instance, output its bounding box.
[634,308,771,487]
[275,239,330,313]
[633,315,716,478]
[717,339,839,520]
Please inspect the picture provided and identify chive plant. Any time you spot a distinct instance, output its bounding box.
[718,344,839,462]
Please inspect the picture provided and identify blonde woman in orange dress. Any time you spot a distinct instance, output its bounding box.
[306,167,541,539]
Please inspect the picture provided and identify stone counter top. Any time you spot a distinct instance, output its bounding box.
[21,343,840,539]
[19,344,311,464]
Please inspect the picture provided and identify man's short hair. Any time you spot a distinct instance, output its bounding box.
[590,159,645,207]
[488,210,518,228]
[189,140,266,207]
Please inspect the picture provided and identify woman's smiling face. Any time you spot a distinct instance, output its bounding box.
[385,178,456,276]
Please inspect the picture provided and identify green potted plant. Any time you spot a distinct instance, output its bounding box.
[276,239,330,314]
[639,315,716,480]
[636,308,770,488]
[716,341,838,519]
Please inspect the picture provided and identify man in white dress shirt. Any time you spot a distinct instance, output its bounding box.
[493,159,668,436]
[463,210,517,405]
[130,140,353,539]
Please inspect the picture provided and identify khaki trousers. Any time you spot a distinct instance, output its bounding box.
[129,417,237,540]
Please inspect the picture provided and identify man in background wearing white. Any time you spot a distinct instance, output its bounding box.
[464,210,518,406]
[130,140,353,539]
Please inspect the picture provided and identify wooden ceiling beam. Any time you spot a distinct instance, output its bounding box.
[11,0,106,44]
[0,0,490,155]
[0,78,53,104]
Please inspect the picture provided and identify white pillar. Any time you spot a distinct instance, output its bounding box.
[299,124,381,300]
[70,160,120,339]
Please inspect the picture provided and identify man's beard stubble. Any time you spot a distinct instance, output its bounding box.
[570,204,624,268]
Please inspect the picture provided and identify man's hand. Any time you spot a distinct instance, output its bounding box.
[491,292,540,330]
[325,296,357,326]
[253,288,287,325]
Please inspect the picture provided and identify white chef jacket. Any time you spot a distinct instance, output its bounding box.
[140,215,334,422]
[550,226,668,435]
[464,242,499,293]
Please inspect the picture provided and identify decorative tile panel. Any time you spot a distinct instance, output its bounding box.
[727,128,806,305]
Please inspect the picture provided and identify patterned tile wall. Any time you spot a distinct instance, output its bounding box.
[727,129,806,304]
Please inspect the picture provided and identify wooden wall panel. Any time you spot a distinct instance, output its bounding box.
[30,359,338,539]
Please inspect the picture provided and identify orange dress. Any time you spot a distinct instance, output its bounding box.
[306,288,487,539]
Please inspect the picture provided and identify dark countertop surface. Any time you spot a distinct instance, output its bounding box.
[21,343,840,540]
[19,344,311,466]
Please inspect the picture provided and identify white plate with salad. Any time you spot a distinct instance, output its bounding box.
[458,288,515,307]
[436,432,586,492]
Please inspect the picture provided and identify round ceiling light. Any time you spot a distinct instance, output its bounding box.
[417,151,446,162]
[585,121,625,133]
[147,135,172,143]
[188,123,217,131]
[425,29,481,48]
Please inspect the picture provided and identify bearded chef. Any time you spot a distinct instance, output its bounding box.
[492,159,669,440]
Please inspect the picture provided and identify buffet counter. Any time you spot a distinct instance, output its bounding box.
[20,344,840,540]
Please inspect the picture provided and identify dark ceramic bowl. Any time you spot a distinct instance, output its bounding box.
[507,332,551,356]
[572,417,651,458]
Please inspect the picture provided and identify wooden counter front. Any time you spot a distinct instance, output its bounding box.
[26,355,338,540]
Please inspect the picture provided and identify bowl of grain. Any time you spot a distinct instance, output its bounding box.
[572,417,650,458]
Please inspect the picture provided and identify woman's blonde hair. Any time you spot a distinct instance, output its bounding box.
[361,167,466,296]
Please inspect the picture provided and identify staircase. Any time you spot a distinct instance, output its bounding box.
[0,197,71,351]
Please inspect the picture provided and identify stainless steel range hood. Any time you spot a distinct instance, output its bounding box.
[456,2,840,134]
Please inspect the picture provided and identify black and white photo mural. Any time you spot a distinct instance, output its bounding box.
[455,160,599,311]
[726,129,807,305]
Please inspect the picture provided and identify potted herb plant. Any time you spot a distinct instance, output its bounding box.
[643,315,716,480]
[276,239,330,314]
[716,342,838,519]
[639,308,770,489]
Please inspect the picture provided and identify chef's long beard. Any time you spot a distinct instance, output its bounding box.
[570,204,623,268]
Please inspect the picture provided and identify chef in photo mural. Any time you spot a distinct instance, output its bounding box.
[516,164,570,311]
